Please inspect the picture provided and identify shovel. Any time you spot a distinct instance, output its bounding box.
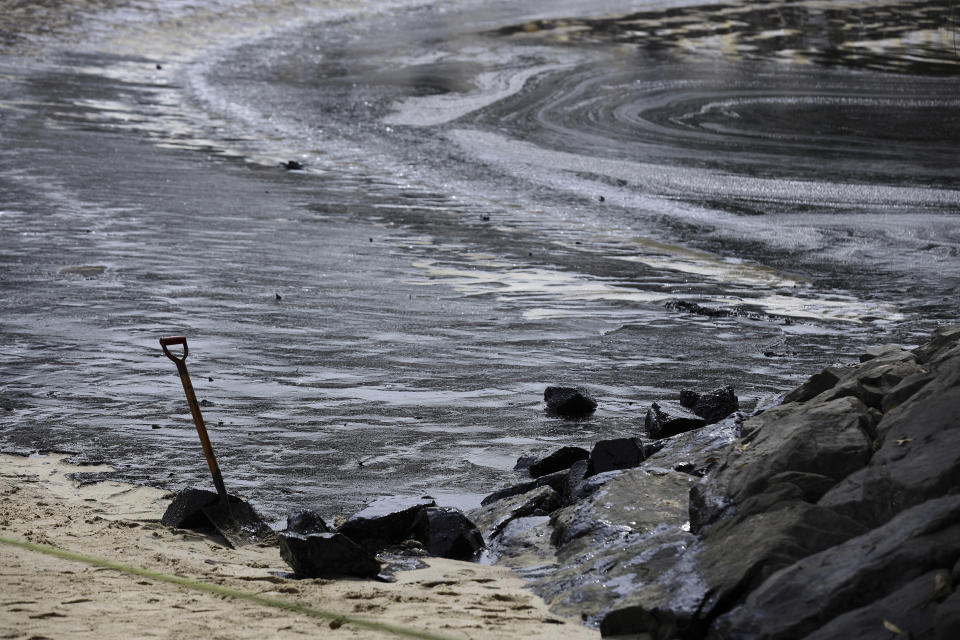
[160,336,272,548]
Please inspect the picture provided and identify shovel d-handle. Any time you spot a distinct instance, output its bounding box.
[160,336,229,504]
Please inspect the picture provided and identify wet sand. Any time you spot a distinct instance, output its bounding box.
[0,454,598,640]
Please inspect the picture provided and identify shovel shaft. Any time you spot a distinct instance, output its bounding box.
[161,336,229,503]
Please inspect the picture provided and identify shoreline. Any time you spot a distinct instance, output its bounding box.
[0,453,598,640]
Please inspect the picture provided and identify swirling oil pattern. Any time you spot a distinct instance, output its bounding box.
[1,0,959,518]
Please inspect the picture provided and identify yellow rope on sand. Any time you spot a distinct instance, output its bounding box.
[0,534,458,640]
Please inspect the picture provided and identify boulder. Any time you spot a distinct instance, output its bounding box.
[469,485,563,542]
[410,506,484,560]
[279,531,380,578]
[602,499,867,639]
[588,437,644,475]
[513,455,537,471]
[285,509,329,535]
[536,469,697,625]
[544,386,597,418]
[480,469,567,506]
[564,459,589,502]
[936,590,960,640]
[529,446,590,478]
[551,468,695,548]
[337,496,435,552]
[782,347,924,410]
[690,396,874,532]
[645,401,707,439]
[712,494,960,639]
[481,515,555,570]
[819,346,960,528]
[680,386,739,424]
[161,488,220,529]
[803,569,952,640]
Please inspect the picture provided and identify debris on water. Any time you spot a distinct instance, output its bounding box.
[59,265,106,277]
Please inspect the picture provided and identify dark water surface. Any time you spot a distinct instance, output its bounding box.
[1,0,958,522]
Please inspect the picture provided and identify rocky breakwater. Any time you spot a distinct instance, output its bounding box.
[471,325,960,639]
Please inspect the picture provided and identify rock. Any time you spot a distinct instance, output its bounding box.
[604,499,867,639]
[279,532,380,578]
[161,488,220,529]
[469,486,563,542]
[588,437,644,475]
[679,389,700,409]
[513,455,537,471]
[688,386,739,424]
[781,366,845,404]
[765,471,837,503]
[337,496,435,552]
[544,386,597,418]
[643,417,740,477]
[690,396,874,532]
[783,348,923,410]
[936,590,960,640]
[859,343,908,362]
[482,515,555,570]
[285,509,329,535]
[410,506,484,560]
[551,468,695,549]
[281,160,303,170]
[480,469,567,506]
[536,469,697,624]
[529,446,590,478]
[803,569,951,640]
[645,401,707,439]
[913,324,960,364]
[712,495,960,639]
[564,459,589,502]
[818,345,960,528]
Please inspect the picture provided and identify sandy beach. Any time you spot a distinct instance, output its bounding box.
[0,454,599,640]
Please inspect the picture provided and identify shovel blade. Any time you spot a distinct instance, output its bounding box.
[202,499,275,548]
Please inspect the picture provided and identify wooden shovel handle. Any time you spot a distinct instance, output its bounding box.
[159,336,229,504]
[160,335,188,364]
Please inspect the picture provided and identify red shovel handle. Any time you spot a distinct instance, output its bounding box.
[160,336,188,364]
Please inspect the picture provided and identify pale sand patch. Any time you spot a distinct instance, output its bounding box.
[0,454,598,640]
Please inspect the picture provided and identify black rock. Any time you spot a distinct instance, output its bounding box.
[565,459,589,502]
[513,455,537,471]
[281,160,303,170]
[589,437,644,476]
[160,488,221,528]
[713,495,960,640]
[411,506,485,560]
[690,386,739,424]
[529,446,589,478]
[679,389,700,409]
[644,401,707,439]
[285,509,330,535]
[480,470,567,506]
[279,532,380,578]
[337,496,435,552]
[544,386,597,418]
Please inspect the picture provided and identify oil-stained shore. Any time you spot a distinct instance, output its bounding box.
[2,0,959,522]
